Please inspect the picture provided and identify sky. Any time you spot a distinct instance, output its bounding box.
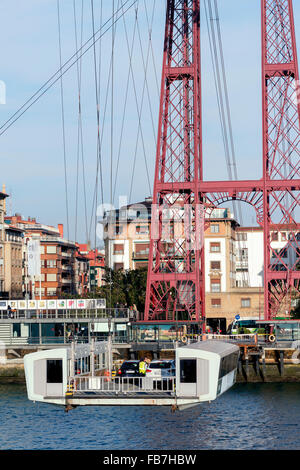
[0,0,299,245]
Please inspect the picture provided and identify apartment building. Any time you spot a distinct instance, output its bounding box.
[89,250,105,290]
[75,246,90,297]
[4,225,23,299]
[103,201,268,329]
[103,198,152,271]
[5,214,77,299]
[77,244,105,291]
[0,189,9,298]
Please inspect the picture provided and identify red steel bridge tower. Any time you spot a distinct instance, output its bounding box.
[144,0,300,324]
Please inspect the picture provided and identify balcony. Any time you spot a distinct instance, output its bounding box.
[236,261,248,269]
[62,265,72,271]
[132,250,149,260]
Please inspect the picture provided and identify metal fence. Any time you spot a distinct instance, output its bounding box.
[206,333,258,344]
[0,308,131,321]
[69,375,176,394]
[0,335,129,347]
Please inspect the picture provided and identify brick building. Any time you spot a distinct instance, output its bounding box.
[0,189,9,298]
[102,200,267,330]
[5,214,77,299]
[4,225,23,299]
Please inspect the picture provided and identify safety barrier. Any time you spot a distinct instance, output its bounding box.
[69,375,176,394]
[206,333,258,344]
[0,308,130,321]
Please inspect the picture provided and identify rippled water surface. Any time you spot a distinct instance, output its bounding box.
[0,383,299,450]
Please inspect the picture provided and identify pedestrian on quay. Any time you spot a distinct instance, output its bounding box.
[7,305,12,319]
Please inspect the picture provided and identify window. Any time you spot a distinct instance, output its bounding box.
[281,232,287,241]
[211,261,221,270]
[136,225,149,235]
[13,324,21,337]
[219,352,239,379]
[180,359,196,383]
[135,243,149,254]
[47,273,57,282]
[46,246,57,254]
[114,225,123,235]
[47,288,57,296]
[211,279,221,293]
[211,224,220,233]
[271,232,278,241]
[211,298,221,308]
[113,244,124,254]
[114,262,124,271]
[47,360,63,383]
[210,242,221,253]
[241,298,251,308]
[47,260,57,268]
[238,248,248,260]
[236,233,247,241]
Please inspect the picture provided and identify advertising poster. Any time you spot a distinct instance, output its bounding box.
[18,300,27,310]
[57,300,66,309]
[86,299,96,309]
[28,300,37,310]
[47,300,57,309]
[67,299,76,309]
[38,300,47,309]
[95,299,106,309]
[77,299,86,309]
[27,239,41,277]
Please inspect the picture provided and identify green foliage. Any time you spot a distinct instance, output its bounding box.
[291,302,300,319]
[96,267,147,311]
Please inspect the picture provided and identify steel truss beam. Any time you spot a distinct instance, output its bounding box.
[144,0,300,323]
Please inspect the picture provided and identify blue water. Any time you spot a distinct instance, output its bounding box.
[0,383,299,450]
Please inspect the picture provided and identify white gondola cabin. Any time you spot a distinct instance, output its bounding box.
[24,340,239,409]
[176,340,240,403]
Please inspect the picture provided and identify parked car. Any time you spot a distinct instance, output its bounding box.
[146,359,175,390]
[116,360,140,384]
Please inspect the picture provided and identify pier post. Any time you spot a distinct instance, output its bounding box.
[261,350,266,382]
[90,337,95,377]
[279,351,284,377]
[70,341,75,377]
[108,334,112,376]
[255,354,260,376]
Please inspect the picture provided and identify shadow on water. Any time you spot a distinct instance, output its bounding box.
[0,383,299,450]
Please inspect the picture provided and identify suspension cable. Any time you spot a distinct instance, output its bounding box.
[57,0,70,241]
[0,0,139,138]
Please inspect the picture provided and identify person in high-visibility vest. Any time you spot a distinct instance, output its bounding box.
[139,358,147,376]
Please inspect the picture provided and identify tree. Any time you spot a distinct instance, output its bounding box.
[96,267,148,311]
[291,301,300,319]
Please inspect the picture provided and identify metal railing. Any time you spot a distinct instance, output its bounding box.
[0,335,129,347]
[206,333,258,344]
[69,375,176,394]
[0,308,131,321]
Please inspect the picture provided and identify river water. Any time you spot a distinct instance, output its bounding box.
[0,383,299,450]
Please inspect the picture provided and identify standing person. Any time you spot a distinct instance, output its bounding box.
[139,358,147,377]
[7,305,12,319]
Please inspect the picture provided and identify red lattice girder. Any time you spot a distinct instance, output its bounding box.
[262,0,300,318]
[145,0,204,323]
[144,0,300,324]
